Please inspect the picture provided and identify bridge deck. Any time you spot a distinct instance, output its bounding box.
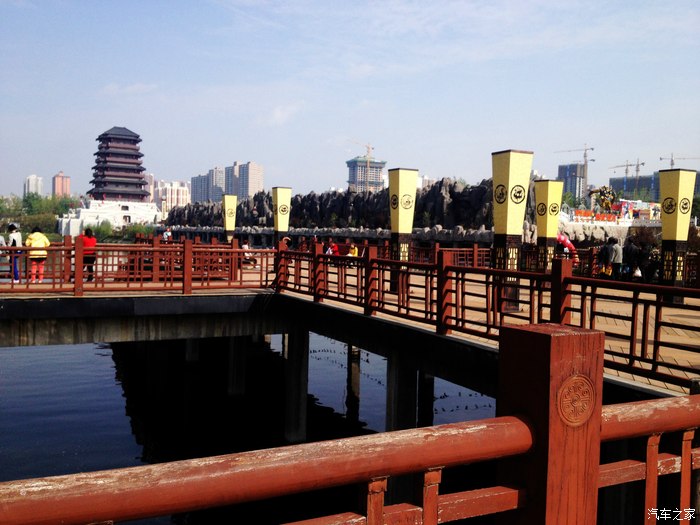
[2,282,698,395]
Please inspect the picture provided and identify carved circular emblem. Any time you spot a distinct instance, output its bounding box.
[549,203,560,216]
[662,197,677,214]
[557,375,595,427]
[279,204,289,215]
[680,198,691,214]
[400,194,413,210]
[536,203,547,216]
[510,185,526,204]
[226,209,235,217]
[390,194,399,209]
[494,184,507,204]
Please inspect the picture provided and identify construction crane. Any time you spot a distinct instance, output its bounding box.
[660,153,700,168]
[609,159,645,197]
[554,143,596,169]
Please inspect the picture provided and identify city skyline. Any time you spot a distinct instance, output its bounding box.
[1,2,699,198]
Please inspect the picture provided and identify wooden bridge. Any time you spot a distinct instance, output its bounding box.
[1,237,700,523]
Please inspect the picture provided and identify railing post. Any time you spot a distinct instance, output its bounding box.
[73,236,84,297]
[183,240,193,295]
[276,240,289,291]
[365,477,387,525]
[422,468,442,525]
[364,246,378,316]
[473,243,480,268]
[436,249,452,335]
[63,235,73,284]
[229,238,239,283]
[550,258,573,324]
[691,379,700,518]
[313,242,325,303]
[496,324,604,525]
[152,235,161,283]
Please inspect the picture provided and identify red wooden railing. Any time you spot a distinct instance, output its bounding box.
[0,238,276,295]
[2,238,699,388]
[1,324,698,524]
[278,249,700,389]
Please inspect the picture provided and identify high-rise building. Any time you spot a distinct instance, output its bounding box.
[24,174,43,196]
[155,180,191,214]
[208,166,225,203]
[190,174,209,203]
[346,156,387,193]
[190,162,263,204]
[609,171,700,202]
[87,127,149,202]
[142,173,155,203]
[557,163,588,202]
[237,161,264,199]
[52,171,71,197]
[225,164,240,196]
[224,161,264,200]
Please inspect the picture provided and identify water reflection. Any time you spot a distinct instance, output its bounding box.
[1,331,495,523]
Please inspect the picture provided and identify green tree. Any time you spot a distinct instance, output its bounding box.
[562,192,576,209]
[92,221,114,241]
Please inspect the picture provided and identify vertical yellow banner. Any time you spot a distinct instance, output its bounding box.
[388,168,418,234]
[534,180,563,240]
[272,186,292,232]
[659,169,696,242]
[492,150,533,235]
[223,194,237,234]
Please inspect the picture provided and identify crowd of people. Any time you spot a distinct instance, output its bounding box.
[596,236,660,282]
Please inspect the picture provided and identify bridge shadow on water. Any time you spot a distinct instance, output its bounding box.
[111,331,498,524]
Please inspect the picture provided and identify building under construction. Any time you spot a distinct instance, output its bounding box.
[346,155,387,193]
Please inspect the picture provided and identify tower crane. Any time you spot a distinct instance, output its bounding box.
[660,153,700,168]
[609,159,645,198]
[554,143,596,168]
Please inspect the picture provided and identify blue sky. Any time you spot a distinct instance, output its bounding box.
[1,0,699,198]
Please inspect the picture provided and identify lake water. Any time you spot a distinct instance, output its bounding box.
[0,333,495,523]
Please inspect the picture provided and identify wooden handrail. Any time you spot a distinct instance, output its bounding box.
[0,417,533,525]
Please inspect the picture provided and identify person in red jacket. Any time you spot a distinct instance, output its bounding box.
[78,228,98,282]
[325,237,339,255]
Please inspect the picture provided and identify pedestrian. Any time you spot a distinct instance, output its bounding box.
[0,230,6,278]
[622,238,640,280]
[596,239,613,278]
[325,237,339,255]
[611,237,623,280]
[78,228,97,282]
[25,226,50,283]
[7,224,22,283]
[162,227,172,242]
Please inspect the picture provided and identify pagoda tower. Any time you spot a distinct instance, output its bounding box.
[87,127,149,202]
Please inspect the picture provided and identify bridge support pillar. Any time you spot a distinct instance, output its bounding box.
[345,344,360,423]
[386,352,417,432]
[496,324,604,525]
[227,336,250,397]
[185,340,199,363]
[284,326,309,444]
[417,369,435,427]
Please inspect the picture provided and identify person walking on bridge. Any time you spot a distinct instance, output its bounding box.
[25,226,50,284]
[78,228,97,282]
[7,224,22,283]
